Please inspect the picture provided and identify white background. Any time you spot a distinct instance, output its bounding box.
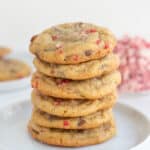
[0,0,150,51]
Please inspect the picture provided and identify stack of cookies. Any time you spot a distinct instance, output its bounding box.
[28,22,121,147]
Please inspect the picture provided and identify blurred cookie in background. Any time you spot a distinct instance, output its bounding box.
[0,46,11,58]
[0,46,32,82]
[0,58,31,81]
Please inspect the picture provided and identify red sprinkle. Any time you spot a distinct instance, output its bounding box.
[54,98,62,105]
[85,29,97,34]
[63,120,69,126]
[32,80,38,88]
[52,35,58,41]
[96,39,101,45]
[104,43,109,49]
[72,54,79,61]
[56,79,70,86]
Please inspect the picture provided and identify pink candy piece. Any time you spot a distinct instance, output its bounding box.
[114,35,150,93]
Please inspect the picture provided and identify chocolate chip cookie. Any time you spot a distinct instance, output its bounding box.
[33,53,119,80]
[28,119,116,147]
[32,90,117,117]
[0,58,31,81]
[31,71,121,99]
[30,22,116,64]
[31,108,113,129]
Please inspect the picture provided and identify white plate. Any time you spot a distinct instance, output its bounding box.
[0,100,149,150]
[0,51,33,92]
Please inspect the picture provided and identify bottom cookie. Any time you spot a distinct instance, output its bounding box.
[28,120,116,147]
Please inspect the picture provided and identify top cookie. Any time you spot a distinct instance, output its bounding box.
[0,46,11,57]
[30,22,116,64]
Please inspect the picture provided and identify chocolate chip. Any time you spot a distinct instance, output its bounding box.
[78,118,86,126]
[85,50,92,56]
[30,34,38,42]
